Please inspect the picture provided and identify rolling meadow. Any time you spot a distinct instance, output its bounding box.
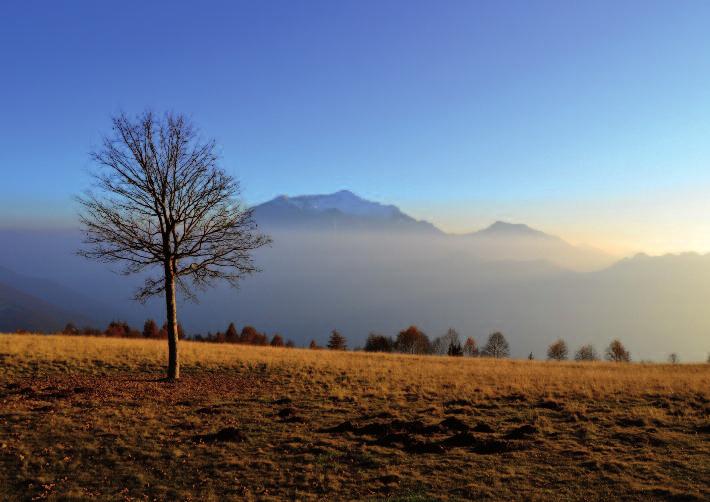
[0,334,708,501]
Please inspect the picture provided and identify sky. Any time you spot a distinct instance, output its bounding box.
[1,1,710,255]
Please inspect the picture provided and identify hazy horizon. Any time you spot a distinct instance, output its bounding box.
[1,187,706,258]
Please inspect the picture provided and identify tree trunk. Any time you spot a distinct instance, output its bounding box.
[164,260,179,380]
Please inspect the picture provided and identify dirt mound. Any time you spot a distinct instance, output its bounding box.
[617,417,647,427]
[536,400,563,411]
[405,441,447,454]
[276,407,305,423]
[610,431,666,447]
[318,421,356,433]
[444,407,467,415]
[320,418,443,437]
[439,431,480,448]
[193,426,246,443]
[374,474,400,485]
[472,422,495,433]
[444,399,471,407]
[503,393,528,402]
[374,432,445,454]
[196,405,223,415]
[438,432,519,454]
[374,432,413,447]
[505,424,538,439]
[439,417,469,432]
[277,407,296,418]
[360,410,395,420]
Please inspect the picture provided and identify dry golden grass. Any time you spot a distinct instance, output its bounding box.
[1,334,708,501]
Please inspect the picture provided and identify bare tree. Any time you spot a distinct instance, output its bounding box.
[546,339,568,361]
[78,111,270,380]
[432,328,460,355]
[605,339,630,362]
[481,332,509,358]
[574,344,599,361]
[394,326,432,355]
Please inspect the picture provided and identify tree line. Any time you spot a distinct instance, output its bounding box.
[60,320,185,340]
[318,326,634,362]
[57,320,294,347]
[37,320,699,363]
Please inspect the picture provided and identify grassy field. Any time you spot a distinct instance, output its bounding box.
[0,334,708,501]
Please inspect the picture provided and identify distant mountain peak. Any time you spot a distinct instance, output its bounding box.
[253,190,442,234]
[268,190,400,218]
[489,221,534,231]
[474,221,553,239]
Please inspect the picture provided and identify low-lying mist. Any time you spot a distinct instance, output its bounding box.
[0,228,708,361]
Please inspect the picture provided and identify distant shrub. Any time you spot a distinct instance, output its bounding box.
[142,319,159,339]
[270,334,285,347]
[105,321,140,338]
[481,332,509,359]
[62,323,79,335]
[528,352,534,360]
[364,333,394,352]
[225,323,239,343]
[431,328,459,355]
[605,339,630,362]
[309,339,320,350]
[547,339,568,361]
[285,339,295,348]
[574,344,599,361]
[327,330,347,350]
[463,337,478,357]
[667,353,679,364]
[240,326,268,345]
[394,326,432,355]
[447,340,463,357]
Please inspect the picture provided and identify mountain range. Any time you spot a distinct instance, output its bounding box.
[0,190,708,361]
[253,191,614,271]
[253,190,441,234]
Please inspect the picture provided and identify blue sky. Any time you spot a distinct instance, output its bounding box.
[2,1,710,252]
